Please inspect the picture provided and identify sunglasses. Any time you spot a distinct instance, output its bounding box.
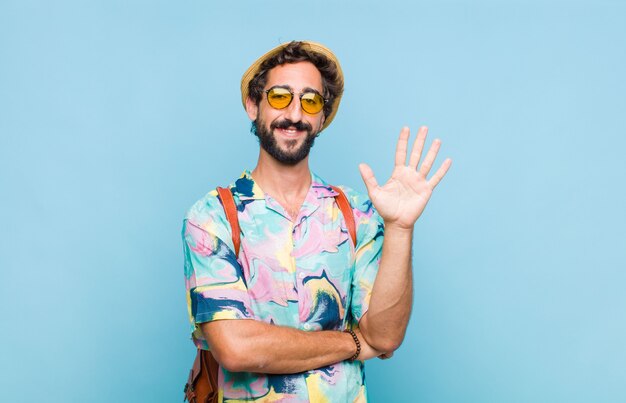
[264,86,327,115]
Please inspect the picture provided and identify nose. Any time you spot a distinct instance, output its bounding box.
[283,97,303,123]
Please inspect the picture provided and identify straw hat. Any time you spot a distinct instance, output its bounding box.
[240,41,344,131]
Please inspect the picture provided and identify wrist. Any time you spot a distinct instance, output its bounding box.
[344,329,361,361]
[382,221,414,235]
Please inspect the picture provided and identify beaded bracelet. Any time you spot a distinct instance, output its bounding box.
[344,329,361,361]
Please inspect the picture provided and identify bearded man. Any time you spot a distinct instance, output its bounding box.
[183,40,451,402]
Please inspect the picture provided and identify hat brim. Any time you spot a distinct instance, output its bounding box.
[240,41,343,132]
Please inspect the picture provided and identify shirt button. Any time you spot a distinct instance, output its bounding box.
[303,323,311,330]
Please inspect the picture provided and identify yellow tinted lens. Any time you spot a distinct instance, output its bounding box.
[300,92,325,114]
[267,88,293,109]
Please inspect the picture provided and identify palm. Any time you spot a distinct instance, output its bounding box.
[359,126,451,229]
[369,166,432,227]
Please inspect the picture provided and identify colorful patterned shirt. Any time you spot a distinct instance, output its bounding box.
[182,170,384,402]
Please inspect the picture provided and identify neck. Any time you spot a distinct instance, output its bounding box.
[251,150,312,219]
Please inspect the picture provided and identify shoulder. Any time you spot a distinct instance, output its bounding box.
[332,184,384,244]
[185,188,222,224]
[334,185,377,217]
[312,172,384,237]
[183,188,232,242]
[311,172,373,214]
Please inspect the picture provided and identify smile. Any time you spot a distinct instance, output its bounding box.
[276,127,305,138]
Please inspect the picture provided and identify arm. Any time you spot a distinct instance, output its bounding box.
[358,126,451,352]
[201,320,379,374]
[359,224,413,352]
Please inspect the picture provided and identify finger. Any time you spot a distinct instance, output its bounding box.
[418,138,442,177]
[394,127,410,166]
[358,163,379,195]
[427,158,452,189]
[408,126,428,169]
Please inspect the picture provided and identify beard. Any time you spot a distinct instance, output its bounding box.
[251,117,319,165]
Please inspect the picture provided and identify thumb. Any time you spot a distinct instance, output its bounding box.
[358,163,378,196]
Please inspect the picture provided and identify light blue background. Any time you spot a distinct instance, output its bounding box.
[1,1,625,402]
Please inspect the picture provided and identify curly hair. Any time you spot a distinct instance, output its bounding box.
[248,41,343,119]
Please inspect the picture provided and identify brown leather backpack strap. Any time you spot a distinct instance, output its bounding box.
[330,185,357,247]
[216,187,241,256]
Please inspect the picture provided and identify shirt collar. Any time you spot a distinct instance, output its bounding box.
[310,171,339,199]
[231,170,264,200]
[232,170,339,201]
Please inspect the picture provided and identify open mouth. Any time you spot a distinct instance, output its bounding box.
[271,119,312,139]
[276,127,304,138]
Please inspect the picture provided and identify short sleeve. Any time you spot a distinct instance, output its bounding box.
[345,191,385,324]
[182,199,254,349]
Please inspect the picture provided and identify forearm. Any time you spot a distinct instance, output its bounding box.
[360,223,413,352]
[201,319,358,374]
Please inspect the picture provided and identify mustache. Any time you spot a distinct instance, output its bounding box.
[270,119,312,132]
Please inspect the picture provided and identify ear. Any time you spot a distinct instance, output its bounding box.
[245,97,258,121]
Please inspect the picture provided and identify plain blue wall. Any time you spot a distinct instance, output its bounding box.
[1,1,625,402]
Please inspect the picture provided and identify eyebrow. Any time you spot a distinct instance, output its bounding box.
[268,85,323,96]
[271,84,293,91]
[302,87,322,96]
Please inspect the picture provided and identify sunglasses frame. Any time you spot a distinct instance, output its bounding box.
[264,86,328,115]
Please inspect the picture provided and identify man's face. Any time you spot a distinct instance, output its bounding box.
[246,61,326,165]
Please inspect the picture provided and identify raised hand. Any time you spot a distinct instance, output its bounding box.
[359,126,451,230]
